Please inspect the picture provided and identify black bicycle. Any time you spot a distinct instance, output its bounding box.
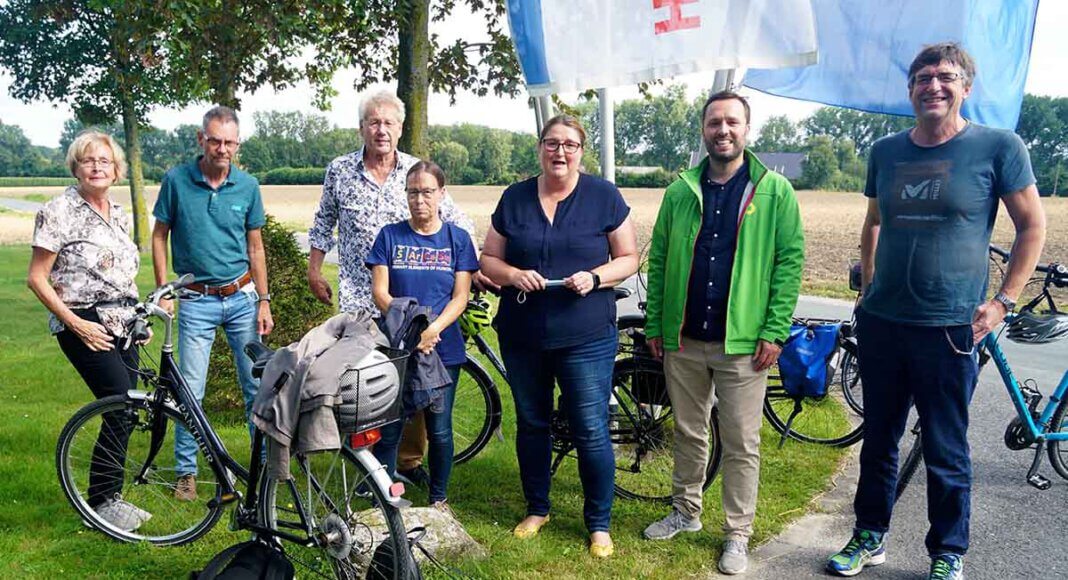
[56,275,418,579]
[453,287,723,502]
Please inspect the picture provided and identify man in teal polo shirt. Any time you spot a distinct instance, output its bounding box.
[151,105,273,502]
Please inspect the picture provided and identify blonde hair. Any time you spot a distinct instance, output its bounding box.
[359,90,406,125]
[66,131,127,181]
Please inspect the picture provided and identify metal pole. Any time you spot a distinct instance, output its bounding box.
[598,88,615,183]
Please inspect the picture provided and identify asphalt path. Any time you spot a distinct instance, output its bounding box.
[746,296,1068,580]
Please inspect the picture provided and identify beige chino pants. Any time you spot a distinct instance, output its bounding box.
[664,336,767,541]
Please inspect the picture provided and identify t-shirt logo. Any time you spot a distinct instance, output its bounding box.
[889,160,952,229]
[392,245,453,272]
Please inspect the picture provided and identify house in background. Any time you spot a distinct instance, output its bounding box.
[753,152,805,180]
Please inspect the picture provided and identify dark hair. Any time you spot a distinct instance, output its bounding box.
[907,42,976,88]
[202,105,240,130]
[539,114,587,146]
[406,160,447,188]
[701,90,750,124]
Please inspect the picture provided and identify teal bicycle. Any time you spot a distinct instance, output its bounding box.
[896,245,1068,498]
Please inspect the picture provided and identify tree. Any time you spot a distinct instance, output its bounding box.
[799,135,839,190]
[0,0,200,248]
[1016,94,1068,195]
[0,121,52,176]
[753,115,802,153]
[608,85,699,171]
[802,107,912,156]
[431,141,470,181]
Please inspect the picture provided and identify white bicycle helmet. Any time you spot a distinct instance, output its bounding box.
[1006,311,1068,345]
[335,348,402,433]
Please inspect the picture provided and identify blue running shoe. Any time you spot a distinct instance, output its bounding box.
[928,554,964,580]
[826,529,886,577]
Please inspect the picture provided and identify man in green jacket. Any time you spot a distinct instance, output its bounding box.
[642,91,805,575]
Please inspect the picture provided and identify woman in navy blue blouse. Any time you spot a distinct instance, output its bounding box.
[480,115,639,557]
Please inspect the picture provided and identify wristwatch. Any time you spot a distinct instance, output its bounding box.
[258,293,272,303]
[590,272,601,290]
[993,291,1015,313]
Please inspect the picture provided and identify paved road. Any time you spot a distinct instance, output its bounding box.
[747,298,1068,580]
[0,197,43,212]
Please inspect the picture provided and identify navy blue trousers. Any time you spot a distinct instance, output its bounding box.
[854,307,978,556]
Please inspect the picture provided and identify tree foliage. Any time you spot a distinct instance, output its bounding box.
[752,115,803,153]
[1016,94,1068,195]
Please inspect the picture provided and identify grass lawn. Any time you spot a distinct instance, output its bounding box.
[0,244,846,579]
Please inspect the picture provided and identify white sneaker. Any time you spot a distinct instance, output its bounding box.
[94,498,152,532]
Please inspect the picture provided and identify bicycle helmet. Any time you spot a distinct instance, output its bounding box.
[1006,311,1068,345]
[460,297,493,339]
[335,348,402,433]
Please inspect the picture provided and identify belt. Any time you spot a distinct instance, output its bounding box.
[186,272,253,297]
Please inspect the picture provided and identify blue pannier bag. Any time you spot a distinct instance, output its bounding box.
[778,322,841,398]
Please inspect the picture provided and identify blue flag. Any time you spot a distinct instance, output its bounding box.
[743,0,1039,130]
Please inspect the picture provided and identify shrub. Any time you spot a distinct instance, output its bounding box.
[258,166,326,185]
[614,169,676,189]
[203,215,335,420]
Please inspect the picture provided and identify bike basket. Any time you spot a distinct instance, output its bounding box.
[778,322,841,398]
[335,347,410,434]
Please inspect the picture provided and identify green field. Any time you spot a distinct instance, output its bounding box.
[0,244,846,579]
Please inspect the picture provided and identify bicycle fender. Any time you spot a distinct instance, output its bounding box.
[350,448,409,508]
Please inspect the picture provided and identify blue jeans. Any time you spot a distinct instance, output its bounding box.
[501,333,618,533]
[374,365,461,503]
[175,287,260,476]
[853,307,978,556]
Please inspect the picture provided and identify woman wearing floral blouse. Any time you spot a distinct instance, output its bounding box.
[27,131,149,532]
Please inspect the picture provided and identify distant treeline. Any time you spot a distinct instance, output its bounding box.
[2,92,1066,193]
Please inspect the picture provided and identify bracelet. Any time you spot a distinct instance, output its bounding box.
[258,292,272,303]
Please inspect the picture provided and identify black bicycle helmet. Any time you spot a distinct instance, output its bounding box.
[1006,311,1068,344]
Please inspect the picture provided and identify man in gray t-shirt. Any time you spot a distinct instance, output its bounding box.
[826,43,1046,580]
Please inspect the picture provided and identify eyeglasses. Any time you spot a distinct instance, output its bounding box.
[204,136,241,150]
[78,158,113,168]
[406,188,439,198]
[911,72,966,87]
[541,139,582,154]
[366,118,400,130]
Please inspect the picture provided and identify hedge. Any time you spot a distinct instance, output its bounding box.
[256,167,327,185]
[614,168,677,189]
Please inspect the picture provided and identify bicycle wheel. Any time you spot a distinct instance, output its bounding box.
[764,356,865,447]
[56,394,225,545]
[610,357,722,502]
[895,422,923,500]
[258,443,414,579]
[1046,397,1068,480]
[840,350,864,415]
[453,357,501,465]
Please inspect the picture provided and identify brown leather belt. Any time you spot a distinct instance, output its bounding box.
[186,271,252,297]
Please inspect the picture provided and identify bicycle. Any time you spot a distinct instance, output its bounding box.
[454,287,723,502]
[895,245,1068,499]
[56,275,419,579]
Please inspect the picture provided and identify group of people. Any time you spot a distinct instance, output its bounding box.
[30,42,1046,580]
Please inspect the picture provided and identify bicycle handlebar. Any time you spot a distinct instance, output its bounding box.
[989,245,1068,288]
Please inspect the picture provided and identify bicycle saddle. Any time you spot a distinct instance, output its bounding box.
[614,286,632,301]
[244,341,276,379]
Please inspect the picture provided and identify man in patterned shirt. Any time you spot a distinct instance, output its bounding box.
[307,89,478,484]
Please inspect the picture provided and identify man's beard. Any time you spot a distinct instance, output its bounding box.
[705,137,744,163]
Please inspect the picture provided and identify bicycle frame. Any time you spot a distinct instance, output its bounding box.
[982,320,1068,444]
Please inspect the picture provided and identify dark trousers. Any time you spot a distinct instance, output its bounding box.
[853,307,978,556]
[374,365,461,504]
[501,333,618,533]
[56,310,140,508]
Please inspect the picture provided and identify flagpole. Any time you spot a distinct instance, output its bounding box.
[598,88,615,183]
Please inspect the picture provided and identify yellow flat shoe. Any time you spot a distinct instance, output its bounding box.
[589,538,614,558]
[513,514,550,538]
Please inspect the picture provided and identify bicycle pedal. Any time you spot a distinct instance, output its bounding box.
[1027,473,1051,490]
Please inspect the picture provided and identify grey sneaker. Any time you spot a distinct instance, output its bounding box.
[718,539,749,575]
[94,498,152,532]
[642,508,702,540]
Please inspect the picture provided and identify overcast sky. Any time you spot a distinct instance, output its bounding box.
[2,2,1065,148]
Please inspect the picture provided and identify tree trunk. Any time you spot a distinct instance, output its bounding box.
[397,0,430,159]
[120,92,149,250]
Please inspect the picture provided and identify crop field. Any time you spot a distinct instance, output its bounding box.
[2,184,1065,297]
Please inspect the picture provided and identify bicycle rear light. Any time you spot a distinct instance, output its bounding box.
[349,428,382,448]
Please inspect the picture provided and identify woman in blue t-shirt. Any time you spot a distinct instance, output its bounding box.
[480,115,639,557]
[366,160,479,514]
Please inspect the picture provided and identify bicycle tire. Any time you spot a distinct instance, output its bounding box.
[895,424,923,500]
[259,444,414,579]
[56,394,225,546]
[453,357,502,465]
[1046,396,1068,480]
[764,346,865,447]
[610,357,722,502]
[840,350,864,415]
